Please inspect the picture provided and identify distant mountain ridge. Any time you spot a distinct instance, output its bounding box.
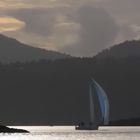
[1,34,140,63]
[95,40,140,59]
[0,34,70,63]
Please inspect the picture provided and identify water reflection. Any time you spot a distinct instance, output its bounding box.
[0,126,140,140]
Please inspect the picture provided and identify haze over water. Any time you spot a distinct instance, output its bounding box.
[0,126,140,140]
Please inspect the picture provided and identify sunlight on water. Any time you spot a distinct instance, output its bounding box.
[0,126,140,140]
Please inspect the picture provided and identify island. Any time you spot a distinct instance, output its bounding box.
[0,125,29,133]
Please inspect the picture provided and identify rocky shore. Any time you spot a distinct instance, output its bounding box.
[0,125,29,133]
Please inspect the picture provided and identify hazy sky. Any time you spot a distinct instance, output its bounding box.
[0,0,140,56]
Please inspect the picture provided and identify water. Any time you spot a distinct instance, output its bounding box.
[0,126,140,140]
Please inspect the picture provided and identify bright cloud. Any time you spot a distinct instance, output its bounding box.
[0,17,25,32]
[0,0,71,9]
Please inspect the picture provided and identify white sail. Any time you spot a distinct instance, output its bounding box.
[91,79,109,125]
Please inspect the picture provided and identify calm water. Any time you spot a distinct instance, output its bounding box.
[0,126,140,140]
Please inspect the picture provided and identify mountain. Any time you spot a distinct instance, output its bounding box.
[0,34,70,63]
[95,40,140,59]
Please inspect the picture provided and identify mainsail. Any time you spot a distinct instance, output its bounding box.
[91,79,109,125]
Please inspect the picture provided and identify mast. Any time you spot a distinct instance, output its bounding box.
[89,84,95,123]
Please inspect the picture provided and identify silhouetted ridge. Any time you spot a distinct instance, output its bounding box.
[96,40,140,59]
[0,34,70,63]
[0,125,29,133]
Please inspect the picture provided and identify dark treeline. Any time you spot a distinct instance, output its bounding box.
[110,117,140,126]
[0,56,140,125]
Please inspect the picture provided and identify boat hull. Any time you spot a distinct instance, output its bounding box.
[75,123,99,130]
[75,126,98,130]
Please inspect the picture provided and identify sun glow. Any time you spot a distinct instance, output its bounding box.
[0,17,25,32]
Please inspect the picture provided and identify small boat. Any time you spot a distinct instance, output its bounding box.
[75,78,109,130]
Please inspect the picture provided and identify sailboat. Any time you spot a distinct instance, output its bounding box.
[75,79,109,130]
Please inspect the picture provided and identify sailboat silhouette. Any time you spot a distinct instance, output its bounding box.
[76,79,109,130]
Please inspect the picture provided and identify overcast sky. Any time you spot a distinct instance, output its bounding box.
[0,0,140,56]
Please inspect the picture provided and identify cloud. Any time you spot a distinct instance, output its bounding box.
[60,6,119,56]
[50,21,81,48]
[98,0,140,43]
[11,8,56,37]
[0,17,25,32]
[4,7,82,51]
[0,0,71,10]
